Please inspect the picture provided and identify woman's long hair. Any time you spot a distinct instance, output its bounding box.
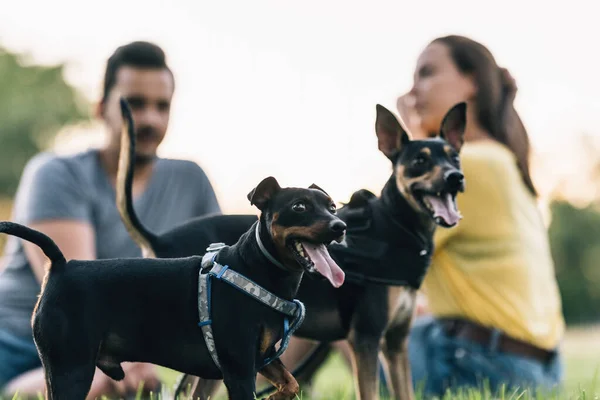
[434,35,537,196]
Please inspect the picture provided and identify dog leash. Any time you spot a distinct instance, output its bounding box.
[197,240,306,370]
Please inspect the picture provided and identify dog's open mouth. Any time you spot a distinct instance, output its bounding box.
[415,190,461,228]
[287,239,345,288]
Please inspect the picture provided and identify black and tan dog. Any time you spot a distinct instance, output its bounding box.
[116,101,467,400]
[0,175,347,400]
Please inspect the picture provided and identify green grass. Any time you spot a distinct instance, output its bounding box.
[163,325,600,400]
[165,353,599,400]
[5,325,600,399]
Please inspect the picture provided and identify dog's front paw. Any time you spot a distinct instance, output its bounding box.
[266,381,300,400]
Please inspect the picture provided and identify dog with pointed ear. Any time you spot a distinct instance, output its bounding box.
[439,102,466,153]
[375,104,411,161]
[373,102,467,228]
[375,102,466,160]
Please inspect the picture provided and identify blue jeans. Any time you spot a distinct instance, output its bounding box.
[402,316,563,397]
[0,329,41,389]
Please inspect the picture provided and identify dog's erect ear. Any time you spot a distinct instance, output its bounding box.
[375,104,410,161]
[309,183,329,197]
[247,176,282,211]
[439,102,467,153]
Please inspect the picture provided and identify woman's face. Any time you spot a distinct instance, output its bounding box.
[411,42,475,135]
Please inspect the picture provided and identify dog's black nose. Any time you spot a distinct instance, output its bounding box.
[329,220,347,233]
[444,171,464,190]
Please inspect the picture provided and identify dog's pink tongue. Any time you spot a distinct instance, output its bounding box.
[424,193,461,226]
[301,242,345,288]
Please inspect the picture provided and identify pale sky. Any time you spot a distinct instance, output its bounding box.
[1,0,598,213]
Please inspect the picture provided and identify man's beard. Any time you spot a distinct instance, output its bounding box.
[134,153,156,167]
[133,126,160,166]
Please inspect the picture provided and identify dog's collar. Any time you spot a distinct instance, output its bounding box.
[198,245,306,370]
[254,221,288,271]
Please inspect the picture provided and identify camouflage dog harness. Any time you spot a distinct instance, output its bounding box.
[197,232,306,370]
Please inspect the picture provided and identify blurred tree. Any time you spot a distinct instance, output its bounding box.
[549,201,600,324]
[546,132,600,324]
[0,46,90,197]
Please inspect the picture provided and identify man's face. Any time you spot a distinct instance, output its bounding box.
[102,66,174,162]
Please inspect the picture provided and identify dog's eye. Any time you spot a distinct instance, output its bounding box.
[292,202,306,212]
[413,155,428,166]
[329,203,337,214]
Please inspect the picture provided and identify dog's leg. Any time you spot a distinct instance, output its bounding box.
[43,360,96,400]
[346,285,391,400]
[383,327,416,400]
[34,313,98,400]
[174,374,198,399]
[348,330,382,400]
[258,358,300,400]
[221,372,257,400]
[383,328,414,400]
[187,377,222,400]
[382,290,417,400]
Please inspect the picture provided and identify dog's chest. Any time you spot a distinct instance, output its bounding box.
[258,325,280,357]
[333,197,433,289]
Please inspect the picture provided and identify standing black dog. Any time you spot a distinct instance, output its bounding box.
[0,176,347,400]
[116,101,467,400]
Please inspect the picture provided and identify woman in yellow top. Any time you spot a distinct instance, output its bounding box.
[396,35,565,396]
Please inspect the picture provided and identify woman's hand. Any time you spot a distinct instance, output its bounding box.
[396,93,428,140]
[414,291,430,317]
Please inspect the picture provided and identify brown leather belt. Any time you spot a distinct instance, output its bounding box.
[439,318,555,364]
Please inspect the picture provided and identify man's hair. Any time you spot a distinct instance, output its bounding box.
[101,41,174,104]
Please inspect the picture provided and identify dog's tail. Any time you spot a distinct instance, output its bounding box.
[0,222,66,268]
[116,98,158,258]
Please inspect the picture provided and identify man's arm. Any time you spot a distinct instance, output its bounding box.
[13,154,96,282]
[24,220,96,282]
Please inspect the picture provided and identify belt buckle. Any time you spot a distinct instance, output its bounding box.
[442,319,461,336]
